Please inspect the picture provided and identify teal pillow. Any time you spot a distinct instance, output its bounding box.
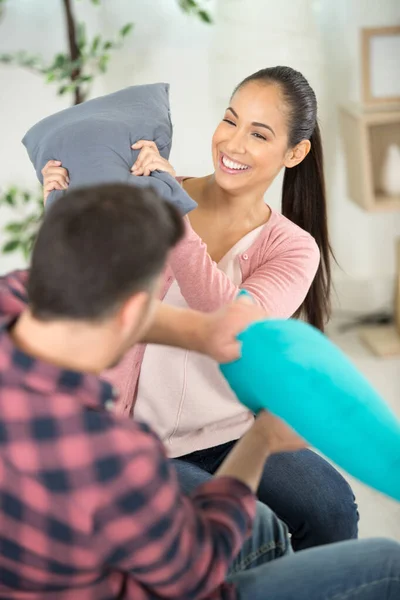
[220,318,400,502]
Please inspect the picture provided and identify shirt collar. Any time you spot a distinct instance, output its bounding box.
[0,317,118,412]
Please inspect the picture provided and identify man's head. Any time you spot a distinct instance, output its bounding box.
[27,183,184,367]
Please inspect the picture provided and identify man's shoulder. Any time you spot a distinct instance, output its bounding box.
[0,269,29,323]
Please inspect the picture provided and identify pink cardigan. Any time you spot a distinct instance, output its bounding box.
[104,205,320,417]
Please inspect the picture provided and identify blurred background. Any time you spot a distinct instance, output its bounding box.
[0,0,399,540]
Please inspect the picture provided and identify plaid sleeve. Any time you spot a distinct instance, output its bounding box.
[94,427,256,600]
[0,270,29,323]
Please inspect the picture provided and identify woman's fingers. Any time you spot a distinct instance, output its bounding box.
[43,180,64,204]
[132,146,158,171]
[131,140,158,152]
[43,170,69,188]
[133,158,176,178]
[41,160,62,176]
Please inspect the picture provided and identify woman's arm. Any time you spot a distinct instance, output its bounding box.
[169,219,320,315]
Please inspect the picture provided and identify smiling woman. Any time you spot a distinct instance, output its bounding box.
[42,66,357,553]
[212,82,312,198]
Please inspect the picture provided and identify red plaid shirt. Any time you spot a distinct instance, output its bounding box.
[0,270,256,599]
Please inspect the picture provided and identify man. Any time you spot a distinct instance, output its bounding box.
[0,183,398,600]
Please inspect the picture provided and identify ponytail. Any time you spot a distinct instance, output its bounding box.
[235,67,334,330]
[282,122,332,331]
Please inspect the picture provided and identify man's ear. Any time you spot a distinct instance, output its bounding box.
[284,139,311,169]
[117,291,149,335]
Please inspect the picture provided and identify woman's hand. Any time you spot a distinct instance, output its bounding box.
[41,160,69,204]
[131,140,176,177]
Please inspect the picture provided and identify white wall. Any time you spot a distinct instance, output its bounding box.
[210,0,324,211]
[1,0,399,314]
[317,0,400,311]
[0,0,106,273]
[0,0,217,275]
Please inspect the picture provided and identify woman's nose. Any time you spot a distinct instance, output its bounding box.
[224,129,246,155]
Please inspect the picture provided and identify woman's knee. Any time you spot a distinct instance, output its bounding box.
[311,468,359,541]
[261,450,359,547]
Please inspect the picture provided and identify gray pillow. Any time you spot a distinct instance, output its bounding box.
[22,83,196,214]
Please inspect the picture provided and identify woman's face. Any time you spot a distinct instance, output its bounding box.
[211,82,293,196]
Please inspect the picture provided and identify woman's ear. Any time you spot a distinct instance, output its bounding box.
[284,139,311,169]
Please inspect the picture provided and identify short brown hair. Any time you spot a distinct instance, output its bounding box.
[28,184,184,320]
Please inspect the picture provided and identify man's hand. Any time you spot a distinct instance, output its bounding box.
[252,410,307,454]
[196,295,267,363]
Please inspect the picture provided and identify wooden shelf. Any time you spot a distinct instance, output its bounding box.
[373,194,400,212]
[359,325,400,358]
[339,104,400,212]
[359,238,400,358]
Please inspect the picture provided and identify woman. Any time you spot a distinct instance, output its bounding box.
[42,66,358,551]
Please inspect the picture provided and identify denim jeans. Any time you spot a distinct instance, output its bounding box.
[175,442,359,550]
[231,537,400,600]
[174,459,293,572]
[173,460,400,600]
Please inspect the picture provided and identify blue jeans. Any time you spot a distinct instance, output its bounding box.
[174,459,293,571]
[175,442,358,550]
[230,538,400,600]
[174,461,400,599]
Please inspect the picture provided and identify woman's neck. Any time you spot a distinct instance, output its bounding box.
[186,175,270,227]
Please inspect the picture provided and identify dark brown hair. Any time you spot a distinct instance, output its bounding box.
[235,66,333,331]
[29,184,184,320]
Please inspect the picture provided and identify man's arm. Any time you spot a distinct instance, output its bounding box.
[94,424,257,600]
[140,302,204,350]
[139,296,268,363]
[95,413,304,599]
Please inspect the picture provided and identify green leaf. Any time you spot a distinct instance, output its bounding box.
[58,85,69,95]
[0,53,13,63]
[120,22,134,37]
[98,54,109,73]
[91,35,101,53]
[5,222,24,233]
[102,40,114,50]
[91,0,101,5]
[77,22,87,51]
[180,0,197,9]
[23,192,31,203]
[4,190,17,206]
[198,9,212,23]
[46,71,56,82]
[52,53,67,69]
[79,74,93,83]
[3,240,20,253]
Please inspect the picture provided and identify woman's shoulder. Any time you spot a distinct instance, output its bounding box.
[253,207,320,258]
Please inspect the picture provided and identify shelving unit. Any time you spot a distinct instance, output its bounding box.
[359,239,400,358]
[339,103,400,212]
[338,26,400,357]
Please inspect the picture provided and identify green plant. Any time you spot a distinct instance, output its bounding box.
[0,0,134,105]
[178,0,213,23]
[0,0,212,261]
[0,187,44,259]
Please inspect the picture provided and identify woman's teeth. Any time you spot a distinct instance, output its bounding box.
[222,155,249,171]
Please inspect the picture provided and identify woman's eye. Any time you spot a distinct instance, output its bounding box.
[252,132,267,141]
[223,118,235,126]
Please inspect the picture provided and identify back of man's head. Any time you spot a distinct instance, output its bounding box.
[28,184,184,320]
